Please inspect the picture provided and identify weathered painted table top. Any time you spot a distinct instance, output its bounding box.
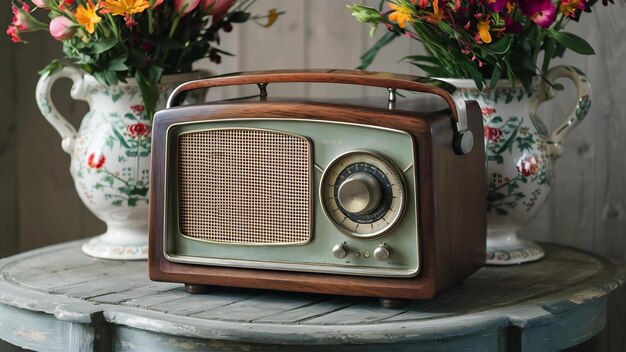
[0,240,624,351]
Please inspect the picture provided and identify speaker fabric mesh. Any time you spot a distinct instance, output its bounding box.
[177,128,311,245]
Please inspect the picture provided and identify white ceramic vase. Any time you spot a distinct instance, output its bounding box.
[35,67,205,260]
[445,66,591,265]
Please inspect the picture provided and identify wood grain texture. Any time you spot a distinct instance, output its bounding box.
[0,241,623,351]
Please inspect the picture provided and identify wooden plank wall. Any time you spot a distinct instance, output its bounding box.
[1,0,625,350]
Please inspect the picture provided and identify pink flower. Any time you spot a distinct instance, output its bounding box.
[49,16,76,41]
[518,155,540,177]
[31,0,52,9]
[6,25,22,43]
[174,0,201,16]
[484,126,503,142]
[9,2,47,32]
[87,153,106,169]
[127,123,151,138]
[200,0,235,16]
[518,0,557,28]
[152,0,164,8]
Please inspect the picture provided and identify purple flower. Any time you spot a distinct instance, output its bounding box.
[504,16,524,33]
[482,0,508,12]
[518,0,557,28]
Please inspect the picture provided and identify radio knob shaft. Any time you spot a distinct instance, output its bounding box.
[332,242,349,259]
[337,172,382,215]
[374,243,392,261]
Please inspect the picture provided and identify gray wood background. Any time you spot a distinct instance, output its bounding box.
[1,0,624,350]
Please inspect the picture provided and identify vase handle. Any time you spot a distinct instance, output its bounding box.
[35,66,87,155]
[530,66,592,158]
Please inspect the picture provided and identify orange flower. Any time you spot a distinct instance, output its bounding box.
[101,0,150,16]
[559,0,584,18]
[477,20,492,43]
[424,0,443,25]
[75,0,101,34]
[388,2,414,28]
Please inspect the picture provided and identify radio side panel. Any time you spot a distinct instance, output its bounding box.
[428,100,486,292]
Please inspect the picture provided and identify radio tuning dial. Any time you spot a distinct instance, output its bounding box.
[321,150,406,239]
[374,243,392,261]
[337,173,382,215]
[332,242,349,259]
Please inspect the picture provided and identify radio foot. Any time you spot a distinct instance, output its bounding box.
[185,283,212,294]
[380,298,410,309]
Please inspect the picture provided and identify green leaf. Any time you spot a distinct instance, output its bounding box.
[410,63,445,77]
[93,69,119,86]
[228,11,251,23]
[38,60,63,78]
[108,56,128,72]
[403,55,440,65]
[90,38,118,54]
[489,65,502,89]
[135,70,160,120]
[487,36,513,55]
[111,127,131,148]
[358,31,398,70]
[541,37,556,74]
[547,30,595,55]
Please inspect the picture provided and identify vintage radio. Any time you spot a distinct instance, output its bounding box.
[149,70,486,306]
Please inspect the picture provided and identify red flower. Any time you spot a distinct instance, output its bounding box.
[87,153,106,169]
[481,107,496,116]
[484,126,503,141]
[130,104,145,114]
[127,123,151,138]
[518,155,540,177]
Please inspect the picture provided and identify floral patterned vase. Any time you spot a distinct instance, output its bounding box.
[444,66,591,265]
[36,67,205,260]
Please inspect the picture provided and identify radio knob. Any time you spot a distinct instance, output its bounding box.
[374,243,392,261]
[337,172,382,215]
[332,242,349,259]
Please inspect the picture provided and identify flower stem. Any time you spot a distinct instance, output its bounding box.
[148,10,154,34]
[168,16,181,38]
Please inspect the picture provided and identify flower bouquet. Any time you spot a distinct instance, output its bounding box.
[349,0,610,264]
[8,0,280,116]
[348,0,610,90]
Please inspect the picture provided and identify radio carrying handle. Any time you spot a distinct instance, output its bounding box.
[166,69,474,155]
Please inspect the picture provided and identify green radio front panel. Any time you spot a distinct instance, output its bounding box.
[164,119,420,278]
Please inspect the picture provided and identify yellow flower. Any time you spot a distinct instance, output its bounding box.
[477,20,492,44]
[75,0,102,34]
[102,0,151,17]
[263,9,279,28]
[388,2,414,28]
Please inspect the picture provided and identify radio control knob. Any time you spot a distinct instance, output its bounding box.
[332,242,349,259]
[374,243,392,261]
[337,172,382,215]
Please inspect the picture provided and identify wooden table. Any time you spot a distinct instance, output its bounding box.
[0,241,623,352]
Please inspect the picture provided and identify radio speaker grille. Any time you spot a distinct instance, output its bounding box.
[177,129,312,245]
